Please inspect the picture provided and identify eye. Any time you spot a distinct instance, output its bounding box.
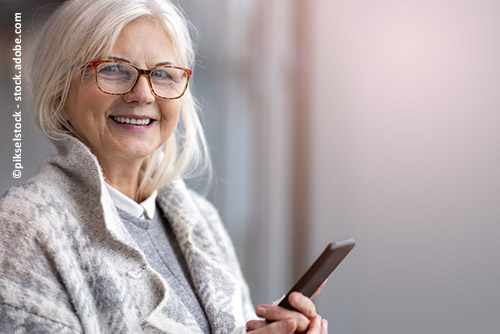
[151,69,172,80]
[99,64,125,73]
[97,62,135,82]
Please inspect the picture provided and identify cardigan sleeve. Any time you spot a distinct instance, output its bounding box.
[0,303,81,334]
[231,325,249,334]
[188,190,257,322]
[0,199,83,333]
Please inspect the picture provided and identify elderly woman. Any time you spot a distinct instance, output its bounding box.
[0,0,327,333]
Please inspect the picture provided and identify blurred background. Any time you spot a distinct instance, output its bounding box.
[1,0,500,333]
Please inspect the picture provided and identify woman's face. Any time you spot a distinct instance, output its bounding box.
[64,19,181,166]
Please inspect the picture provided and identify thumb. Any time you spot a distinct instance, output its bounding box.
[311,279,328,299]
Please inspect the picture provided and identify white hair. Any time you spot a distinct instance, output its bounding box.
[27,0,210,200]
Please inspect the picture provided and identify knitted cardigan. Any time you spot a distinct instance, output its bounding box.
[0,134,256,333]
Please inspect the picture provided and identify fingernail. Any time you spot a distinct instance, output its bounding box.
[323,319,328,329]
[256,305,267,316]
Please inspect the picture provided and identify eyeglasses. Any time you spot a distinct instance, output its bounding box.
[86,60,192,99]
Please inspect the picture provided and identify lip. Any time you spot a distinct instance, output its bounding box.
[108,115,156,132]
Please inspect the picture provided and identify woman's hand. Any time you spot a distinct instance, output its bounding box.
[246,292,328,333]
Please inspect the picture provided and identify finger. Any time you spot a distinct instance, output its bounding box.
[311,279,328,299]
[321,318,328,334]
[256,305,309,333]
[306,315,322,334]
[288,292,317,319]
[247,318,297,333]
[246,320,268,331]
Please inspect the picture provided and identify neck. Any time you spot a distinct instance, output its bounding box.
[99,157,144,202]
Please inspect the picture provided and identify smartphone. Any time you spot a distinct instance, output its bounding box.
[277,238,355,311]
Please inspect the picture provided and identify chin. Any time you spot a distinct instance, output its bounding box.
[115,142,159,159]
[126,147,157,159]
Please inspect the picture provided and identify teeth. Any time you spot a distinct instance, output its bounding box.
[112,116,151,125]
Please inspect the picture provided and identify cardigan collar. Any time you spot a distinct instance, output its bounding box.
[49,134,242,334]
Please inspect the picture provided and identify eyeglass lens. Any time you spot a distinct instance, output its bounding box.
[95,62,188,99]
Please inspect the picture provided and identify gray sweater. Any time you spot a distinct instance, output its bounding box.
[117,207,211,333]
[0,134,255,333]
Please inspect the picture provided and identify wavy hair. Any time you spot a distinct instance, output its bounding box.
[27,0,210,200]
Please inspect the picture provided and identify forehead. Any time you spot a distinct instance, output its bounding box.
[111,18,178,66]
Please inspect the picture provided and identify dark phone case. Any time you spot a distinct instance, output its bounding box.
[277,239,355,311]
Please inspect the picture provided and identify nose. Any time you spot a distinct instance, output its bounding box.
[122,75,155,104]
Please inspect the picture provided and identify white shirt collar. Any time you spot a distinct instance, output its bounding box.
[105,182,158,220]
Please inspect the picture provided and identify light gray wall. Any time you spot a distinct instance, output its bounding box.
[182,0,297,307]
[0,1,59,195]
[307,0,500,333]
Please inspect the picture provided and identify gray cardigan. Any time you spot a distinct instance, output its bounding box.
[0,135,255,333]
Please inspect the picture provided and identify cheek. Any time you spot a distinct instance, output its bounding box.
[65,82,111,126]
[161,101,181,131]
[68,100,119,136]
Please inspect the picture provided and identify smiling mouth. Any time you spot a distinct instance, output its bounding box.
[110,116,154,126]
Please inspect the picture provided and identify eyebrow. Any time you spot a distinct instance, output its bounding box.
[108,56,174,67]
